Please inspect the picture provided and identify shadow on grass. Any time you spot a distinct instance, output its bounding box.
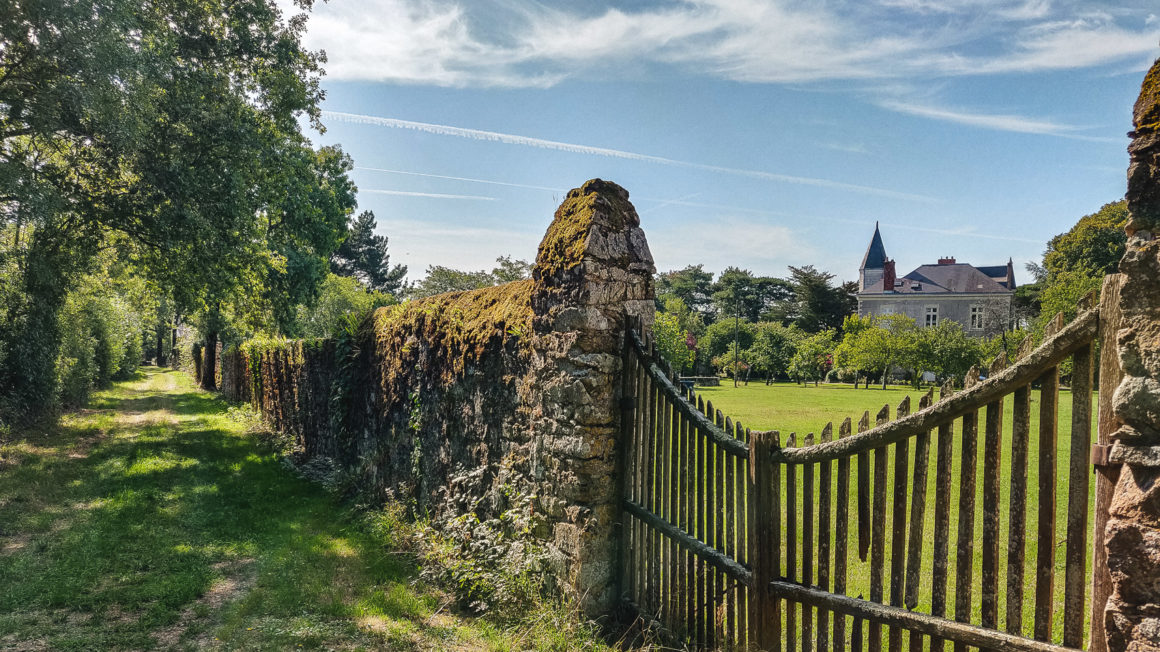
[0,369,433,651]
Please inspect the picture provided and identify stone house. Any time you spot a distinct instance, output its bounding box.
[856,223,1015,336]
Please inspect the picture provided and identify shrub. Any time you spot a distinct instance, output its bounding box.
[56,294,97,408]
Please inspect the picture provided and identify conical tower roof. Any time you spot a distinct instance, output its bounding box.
[860,222,887,270]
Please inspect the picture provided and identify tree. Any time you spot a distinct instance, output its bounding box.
[711,267,778,385]
[654,312,696,374]
[1016,200,1128,333]
[915,320,982,386]
[748,322,801,383]
[834,314,918,389]
[331,210,409,294]
[656,265,715,317]
[702,319,756,364]
[297,274,396,339]
[1042,200,1128,280]
[411,266,495,298]
[490,256,532,283]
[1,0,330,405]
[263,144,361,336]
[788,330,836,386]
[787,266,857,333]
[832,314,874,386]
[408,256,532,299]
[1037,269,1103,333]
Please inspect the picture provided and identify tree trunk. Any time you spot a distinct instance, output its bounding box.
[203,331,218,390]
[155,326,165,366]
[171,313,179,368]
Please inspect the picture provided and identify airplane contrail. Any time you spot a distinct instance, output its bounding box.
[360,189,497,201]
[324,110,935,203]
[356,166,562,192]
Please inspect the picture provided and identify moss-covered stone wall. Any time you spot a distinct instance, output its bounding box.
[215,179,655,615]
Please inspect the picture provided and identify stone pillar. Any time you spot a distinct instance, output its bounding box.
[1103,58,1160,652]
[527,179,655,615]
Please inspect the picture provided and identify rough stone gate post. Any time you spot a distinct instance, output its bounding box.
[1098,57,1160,651]
[527,179,655,615]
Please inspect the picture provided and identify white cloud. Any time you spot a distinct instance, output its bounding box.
[290,0,1159,87]
[875,99,1080,135]
[325,110,935,202]
[874,99,1124,141]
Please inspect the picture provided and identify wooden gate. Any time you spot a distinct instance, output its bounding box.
[620,300,1101,651]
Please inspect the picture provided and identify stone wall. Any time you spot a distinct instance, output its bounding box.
[215,179,655,615]
[1103,58,1160,651]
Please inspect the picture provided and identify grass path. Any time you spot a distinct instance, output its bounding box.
[0,368,592,651]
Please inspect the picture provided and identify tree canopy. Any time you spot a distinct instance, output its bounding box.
[408,257,533,299]
[0,0,370,416]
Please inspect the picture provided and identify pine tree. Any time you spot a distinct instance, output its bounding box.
[330,211,408,294]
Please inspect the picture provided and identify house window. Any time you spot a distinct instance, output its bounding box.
[925,306,938,327]
[970,305,984,330]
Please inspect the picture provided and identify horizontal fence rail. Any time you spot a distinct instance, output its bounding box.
[620,300,1101,651]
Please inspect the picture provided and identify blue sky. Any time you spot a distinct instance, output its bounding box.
[289,0,1159,285]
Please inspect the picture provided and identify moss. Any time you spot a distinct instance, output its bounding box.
[1135,58,1160,133]
[536,188,597,279]
[534,179,633,280]
[371,279,536,398]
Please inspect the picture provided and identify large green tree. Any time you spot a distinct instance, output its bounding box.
[786,265,857,333]
[1,0,330,409]
[1042,200,1128,280]
[656,265,715,317]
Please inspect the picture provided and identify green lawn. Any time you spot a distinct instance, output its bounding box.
[693,380,1098,648]
[0,368,606,651]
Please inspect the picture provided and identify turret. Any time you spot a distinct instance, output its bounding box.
[859,222,887,292]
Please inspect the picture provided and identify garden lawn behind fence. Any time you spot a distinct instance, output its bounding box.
[0,368,606,651]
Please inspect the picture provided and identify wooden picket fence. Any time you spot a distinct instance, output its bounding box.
[620,298,1100,651]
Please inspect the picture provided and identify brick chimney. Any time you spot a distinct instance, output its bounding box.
[883,259,896,291]
[937,257,956,265]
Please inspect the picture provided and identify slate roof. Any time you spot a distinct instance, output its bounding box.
[864,263,1012,295]
[976,265,1008,278]
[860,222,887,270]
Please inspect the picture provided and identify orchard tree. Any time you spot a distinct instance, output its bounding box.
[654,312,696,374]
[748,322,800,383]
[788,330,836,386]
[915,320,981,386]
